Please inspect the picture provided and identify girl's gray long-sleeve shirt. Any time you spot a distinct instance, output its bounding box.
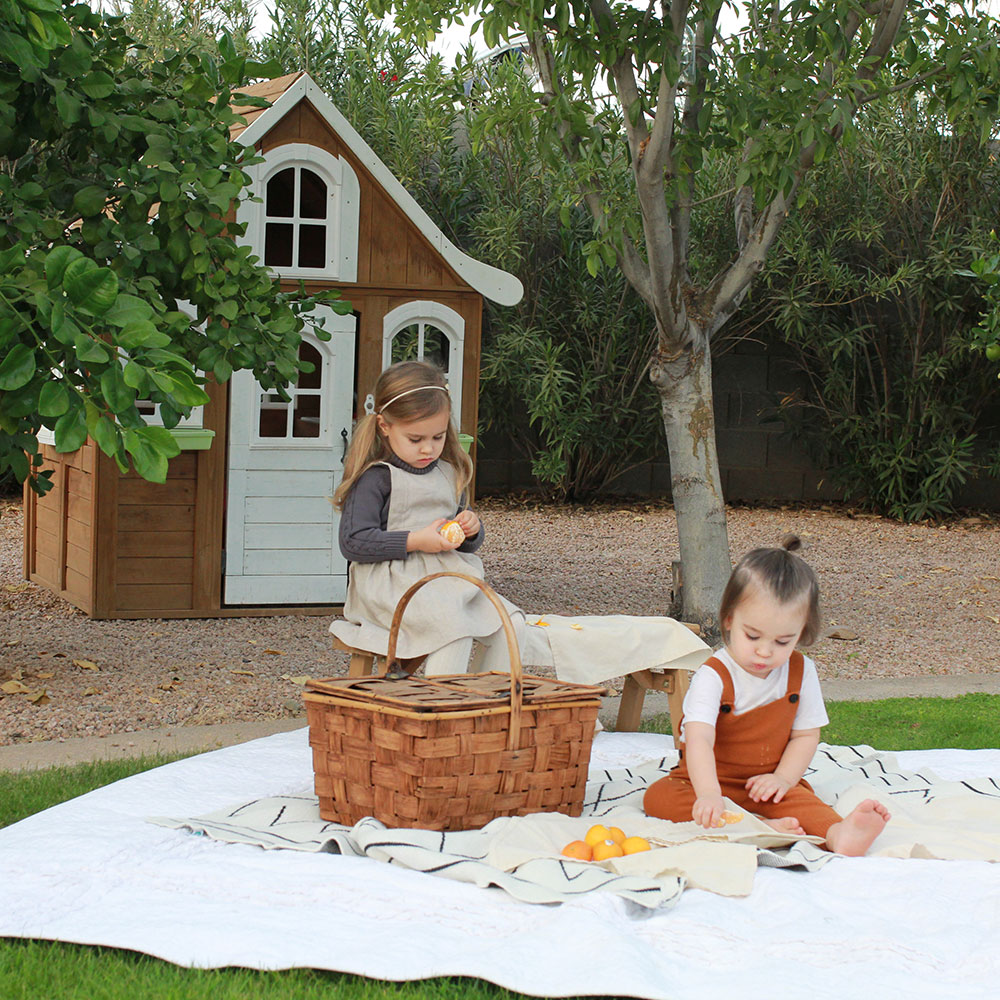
[338,456,484,564]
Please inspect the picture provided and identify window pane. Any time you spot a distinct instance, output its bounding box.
[264,223,293,267]
[391,324,421,363]
[293,394,321,437]
[299,169,327,219]
[266,167,295,217]
[297,341,322,390]
[422,326,450,372]
[258,394,289,438]
[298,224,326,268]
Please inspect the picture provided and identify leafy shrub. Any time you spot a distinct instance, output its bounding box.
[746,99,1000,519]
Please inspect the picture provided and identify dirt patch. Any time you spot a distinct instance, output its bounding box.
[2,496,998,746]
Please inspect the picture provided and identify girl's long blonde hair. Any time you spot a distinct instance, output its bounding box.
[332,360,472,509]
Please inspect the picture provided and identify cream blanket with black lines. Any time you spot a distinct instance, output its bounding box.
[150,741,1000,907]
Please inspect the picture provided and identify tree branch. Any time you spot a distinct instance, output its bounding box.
[528,28,654,305]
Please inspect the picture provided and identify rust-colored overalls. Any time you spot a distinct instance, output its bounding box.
[643,653,841,839]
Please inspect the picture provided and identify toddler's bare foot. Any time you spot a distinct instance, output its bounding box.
[825,799,890,856]
[762,816,806,837]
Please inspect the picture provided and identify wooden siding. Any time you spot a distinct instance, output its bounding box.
[23,443,97,615]
[105,380,228,617]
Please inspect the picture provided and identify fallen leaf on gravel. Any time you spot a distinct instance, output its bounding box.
[27,689,49,704]
[825,627,860,641]
[4,639,19,646]
[73,659,99,671]
[4,583,30,592]
[230,668,254,676]
[1,680,29,694]
[988,616,1000,625]
[149,697,161,704]
[52,652,66,658]
[83,687,100,696]
[264,649,285,655]
[285,675,310,686]
[929,567,954,573]
[36,671,53,679]
[158,678,181,691]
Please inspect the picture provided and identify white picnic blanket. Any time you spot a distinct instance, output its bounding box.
[2,731,1000,999]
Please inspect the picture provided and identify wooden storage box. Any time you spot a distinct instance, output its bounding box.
[304,572,606,831]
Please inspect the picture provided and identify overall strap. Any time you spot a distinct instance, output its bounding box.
[704,656,735,715]
[785,650,805,705]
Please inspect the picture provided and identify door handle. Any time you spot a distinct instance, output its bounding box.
[341,427,348,461]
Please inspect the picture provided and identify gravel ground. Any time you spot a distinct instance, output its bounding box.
[1,495,998,746]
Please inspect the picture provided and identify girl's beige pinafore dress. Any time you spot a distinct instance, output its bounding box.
[339,460,520,659]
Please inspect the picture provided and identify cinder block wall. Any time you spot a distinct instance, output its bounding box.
[476,337,1000,510]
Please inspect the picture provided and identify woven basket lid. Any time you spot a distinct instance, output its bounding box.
[305,672,607,713]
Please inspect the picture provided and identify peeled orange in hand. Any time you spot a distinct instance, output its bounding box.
[621,836,652,854]
[561,839,593,861]
[592,839,625,861]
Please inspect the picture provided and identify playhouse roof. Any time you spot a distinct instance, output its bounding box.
[231,72,523,307]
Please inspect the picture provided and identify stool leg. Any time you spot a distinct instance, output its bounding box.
[616,674,646,732]
[666,669,690,749]
[347,651,376,677]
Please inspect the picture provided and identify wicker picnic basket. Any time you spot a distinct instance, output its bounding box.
[304,572,606,831]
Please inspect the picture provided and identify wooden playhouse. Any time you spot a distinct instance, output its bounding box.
[22,71,523,619]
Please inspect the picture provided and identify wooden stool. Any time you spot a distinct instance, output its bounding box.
[331,635,382,677]
[615,667,691,746]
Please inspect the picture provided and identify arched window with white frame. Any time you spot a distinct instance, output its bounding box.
[239,143,360,282]
[381,301,465,422]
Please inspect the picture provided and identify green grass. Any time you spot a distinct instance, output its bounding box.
[640,692,1000,751]
[2,696,996,999]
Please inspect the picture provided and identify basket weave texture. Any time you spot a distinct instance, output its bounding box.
[306,573,604,831]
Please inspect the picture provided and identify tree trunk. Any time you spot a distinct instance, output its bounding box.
[650,342,732,634]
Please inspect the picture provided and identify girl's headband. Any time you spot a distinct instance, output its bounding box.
[377,384,449,415]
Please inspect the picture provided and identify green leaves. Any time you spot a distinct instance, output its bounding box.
[0,0,351,494]
[0,343,35,390]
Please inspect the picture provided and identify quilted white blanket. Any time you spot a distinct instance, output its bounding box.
[2,730,999,1000]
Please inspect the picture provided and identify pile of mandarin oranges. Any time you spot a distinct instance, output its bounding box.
[561,824,652,862]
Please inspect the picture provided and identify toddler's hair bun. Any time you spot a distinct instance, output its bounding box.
[780,533,802,552]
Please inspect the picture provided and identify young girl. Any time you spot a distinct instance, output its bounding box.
[331,360,524,675]
[643,536,890,856]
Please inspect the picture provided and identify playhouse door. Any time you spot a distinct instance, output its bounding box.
[224,307,356,605]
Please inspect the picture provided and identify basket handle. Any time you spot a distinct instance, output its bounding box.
[386,571,523,751]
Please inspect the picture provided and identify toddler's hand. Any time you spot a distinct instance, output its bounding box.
[692,794,725,830]
[745,772,793,803]
[406,520,463,554]
[454,509,480,538]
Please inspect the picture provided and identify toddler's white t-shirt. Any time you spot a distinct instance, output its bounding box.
[680,647,829,741]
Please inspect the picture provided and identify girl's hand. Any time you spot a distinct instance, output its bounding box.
[692,794,726,830]
[454,509,480,538]
[406,519,463,554]
[745,772,793,803]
